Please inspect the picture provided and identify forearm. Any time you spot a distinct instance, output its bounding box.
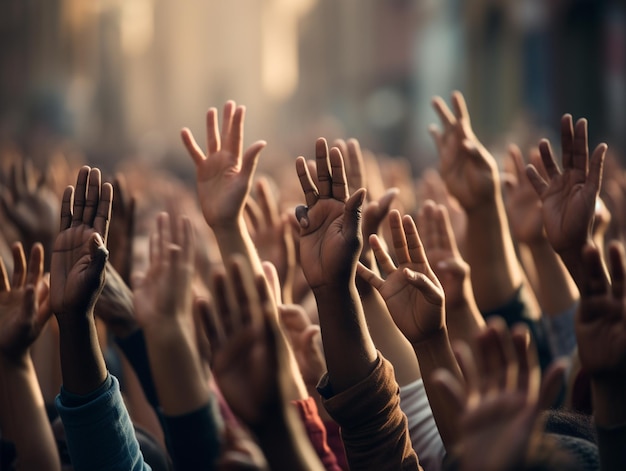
[527,239,579,316]
[360,289,421,386]
[115,329,160,409]
[313,283,378,394]
[445,281,485,345]
[30,320,63,403]
[411,328,462,449]
[558,242,607,293]
[591,378,626,429]
[212,219,264,276]
[465,197,524,311]
[143,320,211,416]
[161,398,224,470]
[0,357,60,471]
[254,407,325,471]
[591,378,626,471]
[57,314,108,395]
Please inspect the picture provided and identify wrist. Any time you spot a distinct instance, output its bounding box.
[0,351,32,371]
[312,280,357,301]
[210,217,246,238]
[557,240,593,261]
[464,193,502,219]
[143,315,194,342]
[445,280,474,311]
[411,326,450,353]
[522,234,550,249]
[55,309,96,331]
[591,376,626,427]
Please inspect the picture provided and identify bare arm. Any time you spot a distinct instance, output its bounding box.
[577,242,626,471]
[203,258,324,471]
[0,243,59,471]
[418,200,485,344]
[358,210,463,448]
[430,92,528,313]
[296,139,419,470]
[505,145,579,317]
[181,101,266,278]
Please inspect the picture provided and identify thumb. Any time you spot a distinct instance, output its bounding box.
[241,140,267,182]
[295,205,310,230]
[436,258,469,279]
[403,268,443,305]
[462,139,489,166]
[88,232,109,279]
[343,188,367,241]
[21,284,38,325]
[302,325,320,351]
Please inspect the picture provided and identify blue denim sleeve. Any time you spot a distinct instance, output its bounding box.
[55,374,151,471]
[481,284,553,372]
[545,302,578,358]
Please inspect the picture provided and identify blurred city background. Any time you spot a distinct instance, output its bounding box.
[0,0,625,175]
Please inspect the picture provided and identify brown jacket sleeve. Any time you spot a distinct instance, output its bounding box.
[318,354,421,471]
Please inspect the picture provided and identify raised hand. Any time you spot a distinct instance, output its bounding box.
[132,213,194,329]
[0,241,59,471]
[336,138,398,267]
[430,91,499,211]
[432,319,566,469]
[107,174,136,285]
[417,168,467,250]
[94,263,138,339]
[278,303,325,389]
[0,242,50,364]
[418,200,486,346]
[526,115,607,257]
[333,138,367,195]
[358,210,444,344]
[577,242,626,377]
[0,159,59,269]
[50,166,112,319]
[504,145,545,245]
[418,200,470,310]
[246,177,295,301]
[131,212,211,418]
[202,259,323,470]
[203,258,288,427]
[295,138,366,290]
[181,101,267,229]
[578,241,626,469]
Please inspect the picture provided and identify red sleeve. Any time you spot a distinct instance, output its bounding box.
[292,397,343,471]
[323,419,349,471]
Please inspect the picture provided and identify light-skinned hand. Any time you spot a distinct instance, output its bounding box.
[357,210,444,344]
[181,101,267,230]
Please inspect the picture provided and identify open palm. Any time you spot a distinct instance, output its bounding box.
[50,167,111,319]
[358,210,444,344]
[526,115,606,255]
[295,138,365,291]
[181,101,266,228]
[578,243,626,376]
[430,92,499,210]
[0,243,50,362]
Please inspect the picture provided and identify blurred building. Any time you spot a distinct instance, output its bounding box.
[0,0,624,173]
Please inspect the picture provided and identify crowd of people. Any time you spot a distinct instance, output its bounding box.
[0,91,624,470]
